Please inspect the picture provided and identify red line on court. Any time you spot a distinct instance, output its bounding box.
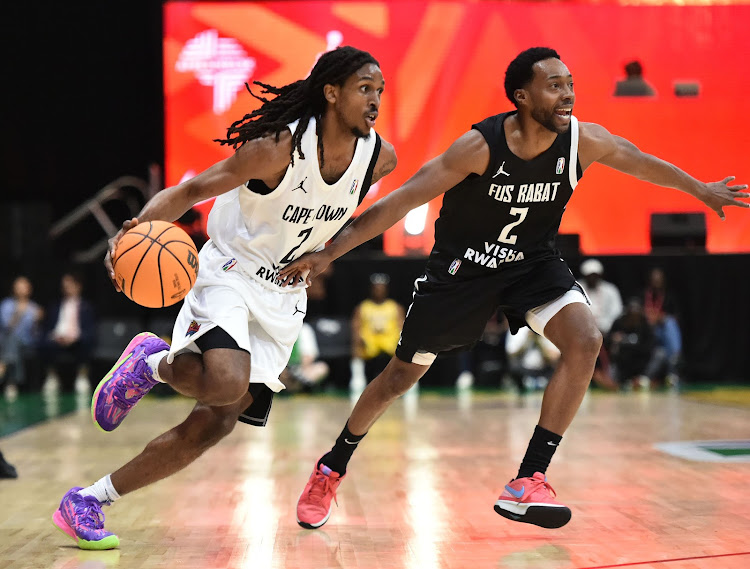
[580,551,750,568]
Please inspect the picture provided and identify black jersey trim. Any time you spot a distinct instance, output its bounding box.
[245,179,275,195]
[357,133,382,206]
[471,113,508,181]
[243,122,300,196]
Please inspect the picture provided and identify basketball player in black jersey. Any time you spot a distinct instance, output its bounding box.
[284,47,748,530]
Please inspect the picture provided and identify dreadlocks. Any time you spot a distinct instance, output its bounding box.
[214,46,379,166]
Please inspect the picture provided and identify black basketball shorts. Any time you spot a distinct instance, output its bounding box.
[194,327,274,427]
[395,257,580,365]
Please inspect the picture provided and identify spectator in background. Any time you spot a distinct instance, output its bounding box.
[578,259,621,390]
[282,322,329,391]
[350,273,404,394]
[609,297,656,389]
[644,267,682,386]
[506,327,560,392]
[305,264,336,319]
[0,276,43,400]
[614,60,655,97]
[42,272,96,394]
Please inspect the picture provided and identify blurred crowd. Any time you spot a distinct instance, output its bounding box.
[0,272,96,400]
[1,261,682,402]
[280,260,682,397]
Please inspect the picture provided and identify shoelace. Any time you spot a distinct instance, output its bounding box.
[75,496,106,530]
[307,469,339,507]
[525,476,557,498]
[111,359,152,408]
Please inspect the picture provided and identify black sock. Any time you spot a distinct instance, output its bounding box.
[318,422,366,475]
[516,425,562,480]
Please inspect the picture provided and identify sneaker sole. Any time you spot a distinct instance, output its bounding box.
[296,508,332,530]
[52,509,120,550]
[494,502,572,529]
[91,332,155,433]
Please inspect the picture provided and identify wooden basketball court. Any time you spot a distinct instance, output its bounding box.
[1,389,749,569]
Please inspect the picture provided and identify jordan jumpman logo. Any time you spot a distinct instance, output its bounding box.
[493,161,510,178]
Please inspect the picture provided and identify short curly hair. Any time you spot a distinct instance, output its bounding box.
[504,47,561,107]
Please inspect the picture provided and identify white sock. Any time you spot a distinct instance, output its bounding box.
[145,350,169,383]
[79,474,121,504]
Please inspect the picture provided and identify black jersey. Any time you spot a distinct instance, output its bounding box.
[427,111,582,280]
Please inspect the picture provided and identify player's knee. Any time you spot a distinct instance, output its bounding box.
[570,326,602,362]
[381,365,420,398]
[201,370,248,406]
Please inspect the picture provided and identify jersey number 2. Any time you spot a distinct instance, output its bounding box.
[280,227,313,264]
[497,207,528,245]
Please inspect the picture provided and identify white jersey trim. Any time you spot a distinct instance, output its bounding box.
[568,116,580,190]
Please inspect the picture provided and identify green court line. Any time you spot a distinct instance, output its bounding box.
[0,393,82,438]
[702,447,750,457]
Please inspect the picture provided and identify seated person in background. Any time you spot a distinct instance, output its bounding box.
[304,264,335,319]
[506,327,560,392]
[0,449,18,479]
[614,60,656,97]
[609,297,661,389]
[42,272,96,394]
[0,276,43,399]
[282,322,329,391]
[350,273,405,393]
[643,267,682,386]
[578,259,622,391]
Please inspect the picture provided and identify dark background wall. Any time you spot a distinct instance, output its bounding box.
[3,3,164,207]
[2,3,164,300]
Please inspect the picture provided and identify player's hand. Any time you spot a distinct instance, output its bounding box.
[700,177,749,220]
[278,250,332,287]
[104,217,139,291]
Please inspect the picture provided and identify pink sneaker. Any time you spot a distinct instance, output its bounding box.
[91,332,169,432]
[52,487,120,550]
[494,472,571,528]
[296,462,345,529]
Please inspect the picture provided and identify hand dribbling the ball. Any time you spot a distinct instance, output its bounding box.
[105,217,139,291]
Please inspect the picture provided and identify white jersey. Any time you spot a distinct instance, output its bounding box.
[207,117,380,292]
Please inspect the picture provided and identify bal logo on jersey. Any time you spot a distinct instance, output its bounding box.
[556,157,565,175]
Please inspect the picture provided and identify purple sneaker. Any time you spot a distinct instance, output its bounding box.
[52,487,120,550]
[92,332,169,432]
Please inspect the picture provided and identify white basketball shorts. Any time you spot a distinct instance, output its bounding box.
[168,241,306,392]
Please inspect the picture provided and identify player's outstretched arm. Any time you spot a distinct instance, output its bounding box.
[105,132,293,289]
[279,130,490,285]
[579,122,749,220]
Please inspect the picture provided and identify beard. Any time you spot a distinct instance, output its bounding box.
[351,125,371,139]
[531,107,569,134]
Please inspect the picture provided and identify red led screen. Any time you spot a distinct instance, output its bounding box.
[165,2,750,255]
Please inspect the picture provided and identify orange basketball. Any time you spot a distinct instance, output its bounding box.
[113,221,199,308]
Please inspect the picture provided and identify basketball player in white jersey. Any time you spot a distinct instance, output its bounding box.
[52,46,397,550]
[281,47,748,531]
